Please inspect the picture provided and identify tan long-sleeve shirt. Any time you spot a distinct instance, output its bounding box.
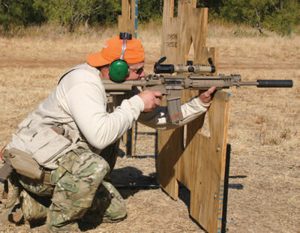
[7,63,209,169]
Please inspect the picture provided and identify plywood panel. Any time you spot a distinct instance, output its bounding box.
[159,0,211,197]
[158,1,229,232]
[159,0,211,195]
[157,128,183,199]
[188,91,230,232]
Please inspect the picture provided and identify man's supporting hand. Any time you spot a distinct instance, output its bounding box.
[199,86,217,104]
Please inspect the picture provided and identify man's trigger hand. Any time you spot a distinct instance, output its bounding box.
[138,90,162,112]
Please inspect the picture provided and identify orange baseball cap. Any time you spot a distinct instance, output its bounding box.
[87,36,145,67]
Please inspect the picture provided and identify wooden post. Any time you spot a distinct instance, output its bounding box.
[118,0,138,156]
[118,0,137,37]
[157,1,229,232]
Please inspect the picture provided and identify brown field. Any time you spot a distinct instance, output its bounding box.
[0,24,299,233]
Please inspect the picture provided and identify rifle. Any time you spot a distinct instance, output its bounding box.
[102,57,293,124]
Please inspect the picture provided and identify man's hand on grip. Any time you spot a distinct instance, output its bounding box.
[138,90,162,112]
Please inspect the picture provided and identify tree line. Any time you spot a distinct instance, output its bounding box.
[0,0,299,36]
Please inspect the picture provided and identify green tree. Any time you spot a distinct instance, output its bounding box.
[0,0,45,32]
[89,0,120,26]
[263,0,300,35]
[219,0,299,35]
[138,0,162,22]
[1,0,298,36]
[44,0,121,31]
[34,0,105,32]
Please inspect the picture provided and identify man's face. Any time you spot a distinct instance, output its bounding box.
[126,62,145,80]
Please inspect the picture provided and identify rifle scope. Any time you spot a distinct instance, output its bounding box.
[154,56,215,74]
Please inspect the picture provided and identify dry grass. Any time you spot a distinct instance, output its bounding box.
[0,23,299,233]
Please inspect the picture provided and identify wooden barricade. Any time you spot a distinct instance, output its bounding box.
[117,1,230,231]
[157,1,230,232]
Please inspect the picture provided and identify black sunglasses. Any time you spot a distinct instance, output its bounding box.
[131,67,144,75]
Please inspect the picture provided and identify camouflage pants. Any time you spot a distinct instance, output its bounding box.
[18,148,127,232]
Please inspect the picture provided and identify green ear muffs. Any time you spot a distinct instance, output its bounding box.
[109,59,129,83]
[109,32,132,83]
